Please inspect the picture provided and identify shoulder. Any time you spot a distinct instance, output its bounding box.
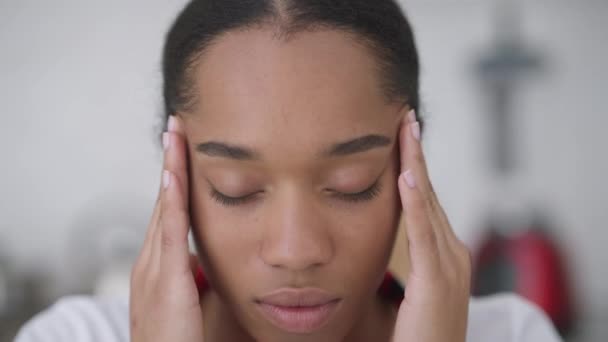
[14,292,562,342]
[14,295,129,342]
[467,292,563,342]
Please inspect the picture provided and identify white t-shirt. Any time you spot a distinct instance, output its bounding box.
[14,293,562,342]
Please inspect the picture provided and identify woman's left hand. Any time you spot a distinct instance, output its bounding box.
[392,109,472,342]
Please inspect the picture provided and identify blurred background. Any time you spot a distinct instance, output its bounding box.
[0,0,606,341]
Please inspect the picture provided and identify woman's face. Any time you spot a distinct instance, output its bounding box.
[182,27,405,341]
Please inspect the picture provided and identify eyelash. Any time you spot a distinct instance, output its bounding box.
[333,181,382,203]
[210,189,258,207]
[210,181,382,207]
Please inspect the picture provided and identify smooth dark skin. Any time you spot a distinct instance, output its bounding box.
[129,27,471,342]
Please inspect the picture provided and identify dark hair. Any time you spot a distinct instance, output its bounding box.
[161,0,422,132]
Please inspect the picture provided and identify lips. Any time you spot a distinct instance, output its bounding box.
[255,288,342,333]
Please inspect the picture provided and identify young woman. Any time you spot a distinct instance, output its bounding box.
[16,1,561,341]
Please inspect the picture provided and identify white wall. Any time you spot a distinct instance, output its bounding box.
[0,0,606,325]
[0,0,189,296]
[402,1,608,323]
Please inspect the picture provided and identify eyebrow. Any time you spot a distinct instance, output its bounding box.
[196,134,392,161]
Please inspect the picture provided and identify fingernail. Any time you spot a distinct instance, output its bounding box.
[168,115,177,132]
[407,109,416,123]
[163,170,171,189]
[411,122,421,141]
[401,170,416,189]
[162,132,170,150]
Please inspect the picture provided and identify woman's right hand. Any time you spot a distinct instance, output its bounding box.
[129,115,204,342]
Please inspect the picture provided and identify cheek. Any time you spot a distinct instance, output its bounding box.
[328,172,401,287]
[339,181,400,253]
[334,153,401,243]
[189,178,259,289]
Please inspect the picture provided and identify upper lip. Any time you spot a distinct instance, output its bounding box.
[256,288,340,307]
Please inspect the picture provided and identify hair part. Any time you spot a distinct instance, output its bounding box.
[161,0,422,132]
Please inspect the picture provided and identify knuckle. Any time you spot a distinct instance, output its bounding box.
[413,148,425,164]
[160,201,188,226]
[159,211,189,252]
[158,209,166,228]
[408,190,427,212]
[425,184,442,212]
[160,228,176,250]
[412,225,438,249]
[424,190,436,212]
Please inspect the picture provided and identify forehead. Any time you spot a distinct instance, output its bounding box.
[185,27,397,159]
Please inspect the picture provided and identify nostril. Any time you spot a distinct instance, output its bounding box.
[259,236,334,272]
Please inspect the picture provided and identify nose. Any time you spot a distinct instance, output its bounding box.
[260,189,334,272]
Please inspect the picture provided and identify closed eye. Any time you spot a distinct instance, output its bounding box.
[210,189,259,207]
[330,180,382,203]
[210,180,382,207]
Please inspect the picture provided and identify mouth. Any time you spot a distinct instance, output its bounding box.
[254,288,342,334]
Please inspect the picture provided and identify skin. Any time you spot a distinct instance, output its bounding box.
[130,28,471,342]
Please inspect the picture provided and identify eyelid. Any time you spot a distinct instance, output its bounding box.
[331,180,382,202]
[209,178,383,207]
[210,189,259,206]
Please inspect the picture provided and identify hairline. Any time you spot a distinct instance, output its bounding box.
[176,19,407,116]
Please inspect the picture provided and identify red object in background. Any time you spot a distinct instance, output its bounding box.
[472,217,576,336]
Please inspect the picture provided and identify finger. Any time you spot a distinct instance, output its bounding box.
[131,171,165,322]
[399,111,434,207]
[398,168,440,278]
[150,115,191,273]
[398,112,444,277]
[137,193,162,271]
[157,115,190,272]
[400,112,453,250]
[138,114,186,270]
[159,170,192,278]
[165,115,190,202]
[401,112,467,265]
[136,140,171,273]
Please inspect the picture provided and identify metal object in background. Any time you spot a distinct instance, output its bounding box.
[471,0,577,337]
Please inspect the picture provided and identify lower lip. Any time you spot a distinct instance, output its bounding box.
[255,299,341,333]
